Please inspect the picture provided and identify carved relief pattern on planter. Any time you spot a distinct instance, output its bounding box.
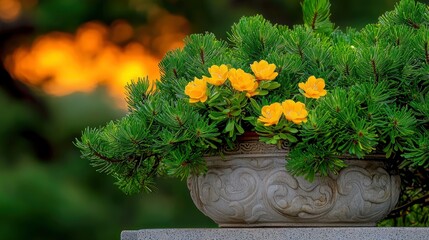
[187,140,401,227]
[222,140,288,155]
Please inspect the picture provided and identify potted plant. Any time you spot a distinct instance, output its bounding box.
[75,0,428,227]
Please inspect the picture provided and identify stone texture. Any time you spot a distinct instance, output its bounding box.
[187,138,401,227]
[121,228,429,240]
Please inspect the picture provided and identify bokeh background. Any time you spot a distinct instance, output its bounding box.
[0,0,426,239]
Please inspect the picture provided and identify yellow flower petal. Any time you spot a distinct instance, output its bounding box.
[316,79,325,89]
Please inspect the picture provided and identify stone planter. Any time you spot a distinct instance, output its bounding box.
[187,137,401,227]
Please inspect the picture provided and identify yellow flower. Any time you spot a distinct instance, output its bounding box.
[258,102,283,126]
[250,60,278,81]
[228,68,258,92]
[184,77,208,103]
[298,76,327,99]
[246,81,259,98]
[282,100,308,124]
[207,64,229,86]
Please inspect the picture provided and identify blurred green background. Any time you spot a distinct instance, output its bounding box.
[0,0,425,239]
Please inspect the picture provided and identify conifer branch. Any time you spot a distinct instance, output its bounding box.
[298,46,304,60]
[175,115,184,126]
[406,19,420,29]
[371,59,379,83]
[260,36,266,51]
[173,68,178,79]
[200,48,205,65]
[149,156,161,177]
[140,93,148,104]
[388,193,429,217]
[127,155,142,177]
[311,12,318,30]
[425,41,429,64]
[88,144,123,163]
[345,64,350,76]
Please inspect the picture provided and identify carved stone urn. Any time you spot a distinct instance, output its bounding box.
[187,135,401,227]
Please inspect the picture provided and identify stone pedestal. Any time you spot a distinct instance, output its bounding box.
[121,228,428,240]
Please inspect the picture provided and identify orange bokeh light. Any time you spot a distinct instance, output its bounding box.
[4,11,189,107]
[0,0,21,22]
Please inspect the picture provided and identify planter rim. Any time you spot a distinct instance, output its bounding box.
[210,133,387,161]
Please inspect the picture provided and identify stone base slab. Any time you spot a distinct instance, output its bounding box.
[121,228,428,240]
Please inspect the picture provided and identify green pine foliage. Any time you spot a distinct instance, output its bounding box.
[76,0,428,223]
[302,0,334,33]
[75,79,220,194]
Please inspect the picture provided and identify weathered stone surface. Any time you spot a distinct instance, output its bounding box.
[187,139,401,227]
[121,228,429,240]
